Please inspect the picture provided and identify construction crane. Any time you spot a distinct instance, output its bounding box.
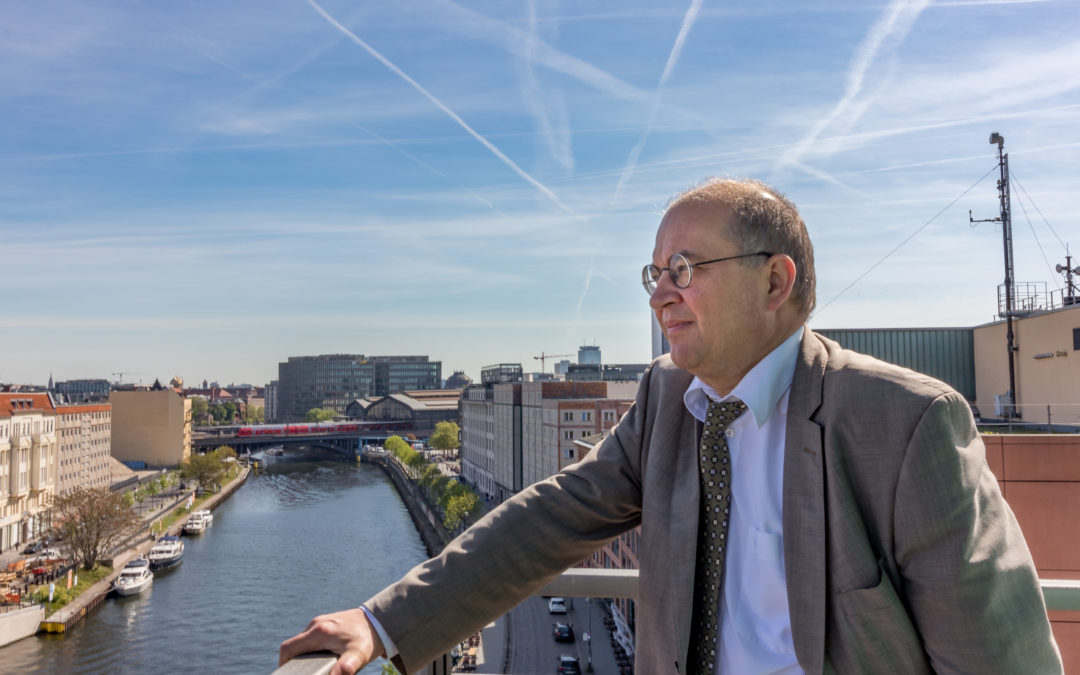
[112,371,146,385]
[533,352,573,373]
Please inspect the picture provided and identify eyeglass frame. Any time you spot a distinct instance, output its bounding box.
[642,251,773,295]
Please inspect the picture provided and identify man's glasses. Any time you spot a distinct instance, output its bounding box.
[642,251,772,295]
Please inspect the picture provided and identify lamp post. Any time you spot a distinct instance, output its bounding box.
[586,598,593,672]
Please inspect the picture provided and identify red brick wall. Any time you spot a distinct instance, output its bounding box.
[983,434,1079,671]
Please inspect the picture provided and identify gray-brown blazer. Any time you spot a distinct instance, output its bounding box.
[367,329,1062,674]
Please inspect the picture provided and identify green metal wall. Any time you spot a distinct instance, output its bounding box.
[815,328,976,400]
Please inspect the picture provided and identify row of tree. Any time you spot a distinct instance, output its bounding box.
[384,431,478,532]
[191,397,264,426]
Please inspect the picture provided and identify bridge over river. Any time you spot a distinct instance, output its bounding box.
[193,422,418,456]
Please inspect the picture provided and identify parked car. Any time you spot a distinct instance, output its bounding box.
[548,597,567,614]
[552,622,575,642]
[21,541,43,555]
[557,654,581,674]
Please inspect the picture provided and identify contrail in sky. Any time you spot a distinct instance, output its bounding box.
[613,0,704,201]
[776,0,930,172]
[306,0,578,216]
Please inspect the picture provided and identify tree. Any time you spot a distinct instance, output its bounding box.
[191,397,210,425]
[242,405,265,424]
[429,421,460,453]
[50,487,143,570]
[443,491,479,531]
[304,407,336,422]
[385,435,411,459]
[180,452,226,492]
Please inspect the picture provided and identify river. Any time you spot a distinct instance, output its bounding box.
[0,450,429,674]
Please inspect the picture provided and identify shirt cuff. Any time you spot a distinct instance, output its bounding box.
[360,605,399,660]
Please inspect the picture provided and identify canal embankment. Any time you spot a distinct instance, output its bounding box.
[38,466,251,635]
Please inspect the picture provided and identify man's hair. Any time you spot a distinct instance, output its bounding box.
[666,177,816,317]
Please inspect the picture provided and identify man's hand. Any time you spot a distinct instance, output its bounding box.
[279,608,386,675]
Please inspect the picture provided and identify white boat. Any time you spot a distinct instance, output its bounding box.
[183,513,207,535]
[192,509,214,524]
[147,536,184,570]
[112,557,153,596]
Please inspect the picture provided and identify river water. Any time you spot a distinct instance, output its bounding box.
[0,451,429,674]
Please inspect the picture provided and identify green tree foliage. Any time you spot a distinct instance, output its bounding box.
[191,397,211,425]
[180,452,226,492]
[443,491,480,531]
[304,407,336,422]
[50,487,143,570]
[242,405,265,424]
[210,401,239,424]
[384,435,411,458]
[429,421,460,452]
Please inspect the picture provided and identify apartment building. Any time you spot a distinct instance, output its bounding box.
[55,402,112,495]
[0,393,58,551]
[460,377,636,502]
[109,385,192,467]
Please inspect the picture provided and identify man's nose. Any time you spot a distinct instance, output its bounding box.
[649,274,680,311]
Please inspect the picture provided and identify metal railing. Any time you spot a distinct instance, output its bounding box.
[271,569,1078,675]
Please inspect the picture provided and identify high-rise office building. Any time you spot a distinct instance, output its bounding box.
[277,354,441,421]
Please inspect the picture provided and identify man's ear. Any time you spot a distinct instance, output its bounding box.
[765,254,797,311]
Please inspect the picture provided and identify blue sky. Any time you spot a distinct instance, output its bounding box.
[3,0,1078,387]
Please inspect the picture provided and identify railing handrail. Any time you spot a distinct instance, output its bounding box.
[270,570,1079,675]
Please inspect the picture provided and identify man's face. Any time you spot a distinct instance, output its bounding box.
[649,203,771,393]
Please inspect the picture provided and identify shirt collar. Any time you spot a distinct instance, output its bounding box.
[683,326,803,428]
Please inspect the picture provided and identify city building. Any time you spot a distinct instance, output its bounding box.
[0,393,58,551]
[445,370,472,390]
[480,363,522,386]
[460,379,635,502]
[109,383,192,467]
[264,380,279,423]
[276,354,442,421]
[55,401,112,496]
[51,378,111,402]
[578,344,602,365]
[359,390,463,436]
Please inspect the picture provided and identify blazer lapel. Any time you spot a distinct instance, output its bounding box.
[672,409,704,672]
[783,330,828,675]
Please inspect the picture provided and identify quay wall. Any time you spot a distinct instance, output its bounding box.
[0,604,44,648]
[368,456,452,556]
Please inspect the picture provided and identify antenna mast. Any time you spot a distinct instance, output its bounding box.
[970,132,1018,418]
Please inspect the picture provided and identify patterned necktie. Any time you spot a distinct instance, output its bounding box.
[688,398,747,675]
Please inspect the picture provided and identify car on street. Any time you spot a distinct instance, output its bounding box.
[557,654,581,674]
[21,541,43,555]
[548,597,567,614]
[553,621,575,642]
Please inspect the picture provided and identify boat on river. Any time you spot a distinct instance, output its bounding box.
[183,513,207,535]
[192,509,213,525]
[147,536,184,570]
[112,558,153,596]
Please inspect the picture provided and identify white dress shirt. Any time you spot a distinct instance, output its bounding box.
[683,326,804,675]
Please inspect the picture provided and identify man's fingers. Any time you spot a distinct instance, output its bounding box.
[330,650,366,675]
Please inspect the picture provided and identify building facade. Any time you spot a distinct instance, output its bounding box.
[277,355,442,421]
[55,402,112,496]
[109,387,192,467]
[461,385,498,499]
[264,380,279,423]
[52,378,111,402]
[0,394,58,551]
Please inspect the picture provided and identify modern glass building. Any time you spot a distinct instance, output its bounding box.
[276,354,441,421]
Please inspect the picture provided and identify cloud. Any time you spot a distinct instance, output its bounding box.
[613,0,704,200]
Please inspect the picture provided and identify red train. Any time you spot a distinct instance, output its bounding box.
[235,421,406,437]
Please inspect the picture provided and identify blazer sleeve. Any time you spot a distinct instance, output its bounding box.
[363,362,660,673]
[893,391,1062,674]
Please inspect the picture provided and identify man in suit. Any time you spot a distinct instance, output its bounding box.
[281,178,1062,674]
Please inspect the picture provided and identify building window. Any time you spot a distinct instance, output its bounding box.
[563,411,573,422]
[603,411,615,422]
[565,448,575,459]
[1074,327,1080,351]
[582,411,592,422]
[563,430,574,440]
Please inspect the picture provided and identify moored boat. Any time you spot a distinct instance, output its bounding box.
[183,513,207,535]
[112,557,153,596]
[147,536,184,570]
[192,509,213,524]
